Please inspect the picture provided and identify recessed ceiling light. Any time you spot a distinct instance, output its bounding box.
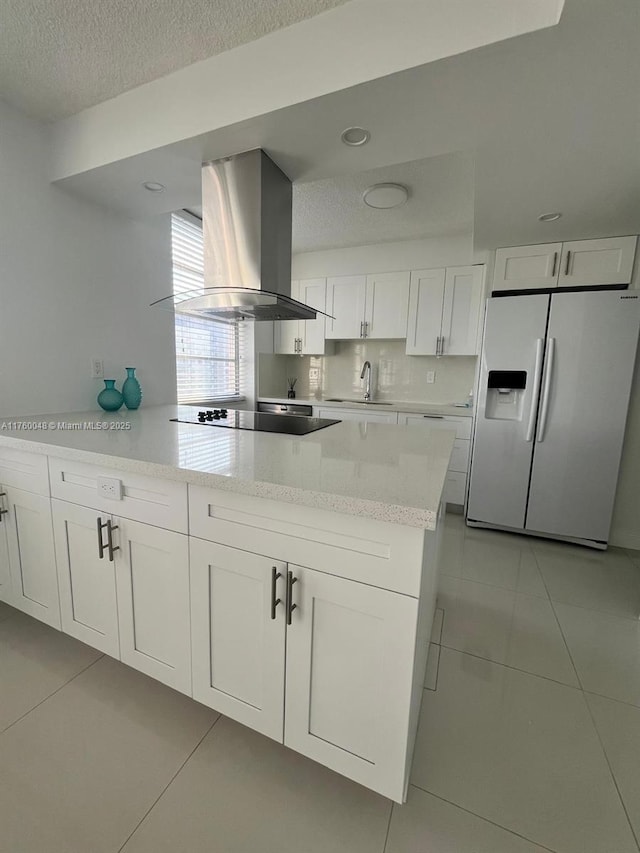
[538,212,562,222]
[363,183,409,209]
[341,127,370,146]
[142,181,166,193]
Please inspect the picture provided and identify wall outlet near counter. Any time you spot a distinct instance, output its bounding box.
[97,476,123,500]
[90,358,104,379]
[426,371,436,384]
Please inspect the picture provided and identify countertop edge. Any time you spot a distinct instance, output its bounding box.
[0,432,440,531]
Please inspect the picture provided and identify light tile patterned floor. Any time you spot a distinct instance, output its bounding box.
[1,512,639,852]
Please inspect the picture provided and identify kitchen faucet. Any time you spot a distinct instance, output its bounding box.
[360,360,372,401]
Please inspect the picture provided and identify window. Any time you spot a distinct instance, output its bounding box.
[171,212,241,403]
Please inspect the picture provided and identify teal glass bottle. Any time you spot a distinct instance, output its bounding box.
[97,380,124,412]
[122,367,142,410]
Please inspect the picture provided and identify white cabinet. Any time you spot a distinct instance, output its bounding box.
[0,511,11,605]
[494,236,637,292]
[189,537,419,800]
[314,406,398,424]
[365,271,411,339]
[53,499,191,693]
[493,243,563,292]
[397,413,472,506]
[116,518,191,694]
[406,265,485,356]
[53,500,120,656]
[275,279,334,355]
[4,487,60,628]
[326,275,367,339]
[326,272,411,340]
[558,236,637,287]
[284,565,418,798]
[190,539,286,741]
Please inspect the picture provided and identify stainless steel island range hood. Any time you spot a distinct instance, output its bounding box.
[153,149,327,323]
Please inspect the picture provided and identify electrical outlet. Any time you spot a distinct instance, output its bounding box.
[427,371,436,384]
[97,476,123,500]
[91,358,104,379]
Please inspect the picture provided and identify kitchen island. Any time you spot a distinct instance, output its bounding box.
[0,406,454,802]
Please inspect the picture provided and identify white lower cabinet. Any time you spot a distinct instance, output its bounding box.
[190,539,286,741]
[314,406,399,424]
[0,507,12,604]
[3,486,60,628]
[53,499,191,693]
[284,565,418,798]
[189,538,418,800]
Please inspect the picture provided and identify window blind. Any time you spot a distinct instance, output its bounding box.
[171,212,241,403]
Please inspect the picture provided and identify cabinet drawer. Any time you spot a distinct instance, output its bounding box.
[189,484,427,597]
[443,471,466,505]
[48,457,188,533]
[449,439,470,473]
[397,413,472,440]
[0,446,49,495]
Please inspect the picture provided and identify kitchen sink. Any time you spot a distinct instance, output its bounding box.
[325,398,394,405]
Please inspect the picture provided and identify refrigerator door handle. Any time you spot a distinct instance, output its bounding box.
[536,337,556,443]
[525,338,545,441]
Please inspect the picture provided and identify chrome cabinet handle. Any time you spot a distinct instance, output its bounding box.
[551,251,558,278]
[525,338,544,441]
[363,321,368,338]
[106,519,119,562]
[286,570,298,625]
[271,567,282,620]
[97,516,108,559]
[423,415,444,419]
[0,491,7,521]
[360,321,364,338]
[564,250,571,276]
[440,335,446,355]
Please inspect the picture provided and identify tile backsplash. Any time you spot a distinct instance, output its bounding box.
[259,341,477,405]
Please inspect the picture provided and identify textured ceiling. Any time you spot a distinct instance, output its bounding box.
[0,0,349,120]
[292,153,474,252]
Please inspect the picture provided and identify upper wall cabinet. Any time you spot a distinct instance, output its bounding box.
[406,265,485,356]
[326,272,410,340]
[274,279,334,355]
[493,236,637,292]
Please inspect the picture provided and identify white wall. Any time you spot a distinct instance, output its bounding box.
[291,234,473,279]
[0,98,176,417]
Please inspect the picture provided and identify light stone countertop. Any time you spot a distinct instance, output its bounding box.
[0,406,456,530]
[258,396,474,418]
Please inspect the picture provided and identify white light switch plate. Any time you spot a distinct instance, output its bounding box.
[97,476,123,500]
[427,371,436,384]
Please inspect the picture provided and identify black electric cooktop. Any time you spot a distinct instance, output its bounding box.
[171,407,340,435]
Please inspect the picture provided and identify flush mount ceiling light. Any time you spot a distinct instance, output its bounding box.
[538,212,562,222]
[142,181,166,193]
[341,126,370,146]
[363,183,409,209]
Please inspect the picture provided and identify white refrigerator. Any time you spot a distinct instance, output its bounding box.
[467,289,640,548]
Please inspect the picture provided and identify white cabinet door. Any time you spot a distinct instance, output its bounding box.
[315,407,398,424]
[284,566,418,801]
[326,275,367,339]
[6,487,60,629]
[559,236,637,287]
[493,243,562,292]
[299,278,329,354]
[365,271,410,339]
[274,280,300,354]
[0,510,12,606]
[190,538,286,742]
[52,499,118,654]
[115,519,191,695]
[441,265,485,355]
[405,268,446,355]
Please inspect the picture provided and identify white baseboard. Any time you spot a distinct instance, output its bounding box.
[610,528,640,552]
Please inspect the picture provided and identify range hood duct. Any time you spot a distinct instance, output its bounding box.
[152,149,327,323]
